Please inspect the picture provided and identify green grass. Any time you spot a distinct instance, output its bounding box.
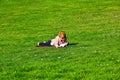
[0,0,120,80]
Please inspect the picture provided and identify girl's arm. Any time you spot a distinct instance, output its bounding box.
[54,36,59,48]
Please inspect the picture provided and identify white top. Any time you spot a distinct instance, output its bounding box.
[50,36,67,47]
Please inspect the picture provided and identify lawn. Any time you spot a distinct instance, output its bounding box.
[0,0,120,80]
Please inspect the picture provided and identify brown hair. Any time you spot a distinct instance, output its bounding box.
[58,31,67,42]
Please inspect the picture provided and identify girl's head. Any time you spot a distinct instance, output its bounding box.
[58,31,66,39]
[58,31,67,42]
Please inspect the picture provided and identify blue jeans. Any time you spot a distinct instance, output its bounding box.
[39,40,51,46]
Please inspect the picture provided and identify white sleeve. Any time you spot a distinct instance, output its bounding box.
[50,36,59,47]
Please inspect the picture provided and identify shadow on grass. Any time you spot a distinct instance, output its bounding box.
[68,43,78,46]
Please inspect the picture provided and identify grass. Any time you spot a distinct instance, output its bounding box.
[0,0,120,80]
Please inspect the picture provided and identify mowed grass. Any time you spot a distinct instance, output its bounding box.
[0,0,120,80]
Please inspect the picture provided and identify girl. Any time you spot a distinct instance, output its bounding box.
[36,31,68,48]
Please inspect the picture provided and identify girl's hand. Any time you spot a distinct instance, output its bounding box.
[56,46,59,48]
[55,45,59,48]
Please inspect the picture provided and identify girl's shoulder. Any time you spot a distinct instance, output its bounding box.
[54,36,61,40]
[55,35,59,38]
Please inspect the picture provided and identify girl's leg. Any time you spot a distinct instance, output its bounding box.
[38,40,51,46]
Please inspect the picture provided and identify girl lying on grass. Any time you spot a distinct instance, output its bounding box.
[36,31,69,48]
